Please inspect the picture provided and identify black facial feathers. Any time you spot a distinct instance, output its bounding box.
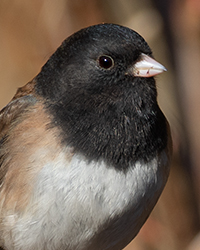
[35,23,168,170]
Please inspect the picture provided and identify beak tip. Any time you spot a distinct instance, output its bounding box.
[163,66,167,72]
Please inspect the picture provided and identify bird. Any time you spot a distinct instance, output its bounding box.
[0,23,171,250]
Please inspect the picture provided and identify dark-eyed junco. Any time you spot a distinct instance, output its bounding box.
[0,23,171,250]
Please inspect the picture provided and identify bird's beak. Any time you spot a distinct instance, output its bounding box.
[130,53,167,77]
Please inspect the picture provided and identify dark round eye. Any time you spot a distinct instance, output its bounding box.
[98,55,114,69]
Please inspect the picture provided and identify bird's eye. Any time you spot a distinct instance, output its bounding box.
[98,55,114,69]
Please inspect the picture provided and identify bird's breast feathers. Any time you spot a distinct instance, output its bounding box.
[0,106,169,249]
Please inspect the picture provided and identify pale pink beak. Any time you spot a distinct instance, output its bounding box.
[132,53,167,77]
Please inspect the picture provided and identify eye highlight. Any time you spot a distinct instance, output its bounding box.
[98,55,114,69]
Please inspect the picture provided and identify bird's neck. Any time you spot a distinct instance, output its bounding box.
[48,90,168,171]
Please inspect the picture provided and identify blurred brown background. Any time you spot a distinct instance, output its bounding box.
[1,0,200,249]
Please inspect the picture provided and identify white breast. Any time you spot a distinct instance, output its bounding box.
[1,150,169,250]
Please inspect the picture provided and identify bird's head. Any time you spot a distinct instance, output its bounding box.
[36,23,166,108]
